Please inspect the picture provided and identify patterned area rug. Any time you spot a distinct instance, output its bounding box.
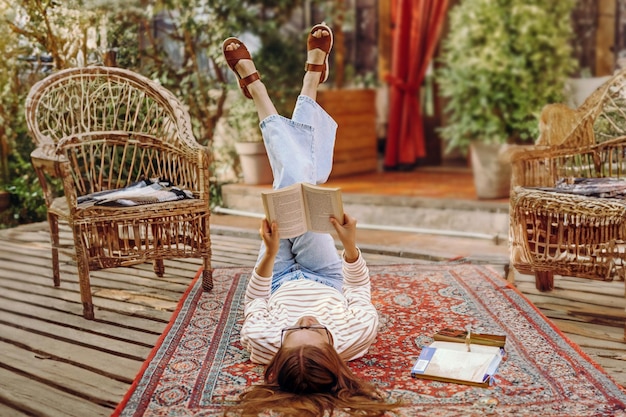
[113,264,626,417]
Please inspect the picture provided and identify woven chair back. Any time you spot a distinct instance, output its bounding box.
[25,66,198,151]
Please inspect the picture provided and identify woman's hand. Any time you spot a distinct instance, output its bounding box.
[330,213,359,263]
[255,219,279,277]
[260,218,280,255]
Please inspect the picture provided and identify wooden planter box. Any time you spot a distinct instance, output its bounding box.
[317,89,378,178]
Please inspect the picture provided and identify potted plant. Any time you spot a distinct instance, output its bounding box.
[436,0,578,198]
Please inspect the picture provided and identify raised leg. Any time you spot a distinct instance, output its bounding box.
[222,23,332,118]
[301,22,333,100]
[222,38,277,121]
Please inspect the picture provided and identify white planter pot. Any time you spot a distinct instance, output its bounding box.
[565,76,612,108]
[470,142,512,199]
[234,142,273,185]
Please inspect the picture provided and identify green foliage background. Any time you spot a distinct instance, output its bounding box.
[0,0,311,228]
[437,0,579,155]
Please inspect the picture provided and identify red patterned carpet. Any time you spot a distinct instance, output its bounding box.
[113,264,626,417]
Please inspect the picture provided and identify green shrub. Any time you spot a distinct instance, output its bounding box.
[437,0,579,155]
[0,0,310,227]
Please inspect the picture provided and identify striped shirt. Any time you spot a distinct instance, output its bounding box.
[240,252,379,364]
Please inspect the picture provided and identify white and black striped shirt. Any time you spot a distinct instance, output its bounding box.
[240,251,379,364]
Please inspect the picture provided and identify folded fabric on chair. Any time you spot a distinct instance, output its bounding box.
[77,178,193,208]
[534,177,626,199]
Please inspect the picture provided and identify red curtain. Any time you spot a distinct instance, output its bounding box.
[384,0,449,169]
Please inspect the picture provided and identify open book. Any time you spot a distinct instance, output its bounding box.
[261,182,344,239]
[411,330,506,387]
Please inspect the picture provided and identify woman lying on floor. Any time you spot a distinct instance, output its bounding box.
[221,23,400,417]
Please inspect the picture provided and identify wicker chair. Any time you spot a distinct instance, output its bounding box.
[25,66,213,319]
[509,68,626,292]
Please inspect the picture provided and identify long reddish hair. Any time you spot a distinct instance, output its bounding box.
[225,344,399,417]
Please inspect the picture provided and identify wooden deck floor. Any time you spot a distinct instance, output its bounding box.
[0,220,624,416]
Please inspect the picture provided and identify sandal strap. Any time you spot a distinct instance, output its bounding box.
[307,32,332,55]
[225,45,251,68]
[239,72,260,88]
[305,63,325,73]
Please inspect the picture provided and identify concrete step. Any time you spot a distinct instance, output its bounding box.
[219,183,510,242]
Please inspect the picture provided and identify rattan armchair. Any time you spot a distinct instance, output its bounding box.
[509,69,626,292]
[25,66,212,319]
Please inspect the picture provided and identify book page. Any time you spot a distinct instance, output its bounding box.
[301,183,344,233]
[412,342,502,384]
[261,184,307,239]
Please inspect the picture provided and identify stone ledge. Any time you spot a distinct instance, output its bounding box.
[220,183,510,237]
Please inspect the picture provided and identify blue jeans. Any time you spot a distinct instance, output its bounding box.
[255,95,343,293]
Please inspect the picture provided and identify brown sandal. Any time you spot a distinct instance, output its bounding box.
[222,37,260,99]
[305,23,334,83]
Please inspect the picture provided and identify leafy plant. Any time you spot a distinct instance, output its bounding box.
[437,0,579,155]
[223,96,263,143]
[0,0,310,227]
[0,1,53,227]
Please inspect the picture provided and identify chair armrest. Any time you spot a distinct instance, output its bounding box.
[31,146,64,176]
[30,146,69,208]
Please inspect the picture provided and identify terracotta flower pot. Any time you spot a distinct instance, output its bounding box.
[234,142,273,185]
[0,190,10,211]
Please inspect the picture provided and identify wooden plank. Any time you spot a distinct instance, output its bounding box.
[331,158,379,178]
[210,248,259,263]
[317,89,378,177]
[0,262,191,299]
[0,402,28,417]
[0,297,159,345]
[515,281,626,310]
[0,272,175,321]
[335,120,376,136]
[0,341,127,407]
[552,319,625,346]
[0,287,170,332]
[0,367,111,417]
[535,302,626,328]
[317,89,376,115]
[0,323,142,382]
[334,146,378,161]
[0,255,185,296]
[0,309,152,360]
[515,272,626,297]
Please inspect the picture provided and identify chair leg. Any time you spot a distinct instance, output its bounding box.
[48,213,61,287]
[202,259,213,291]
[153,259,164,277]
[535,270,554,291]
[77,261,94,319]
[73,232,94,319]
